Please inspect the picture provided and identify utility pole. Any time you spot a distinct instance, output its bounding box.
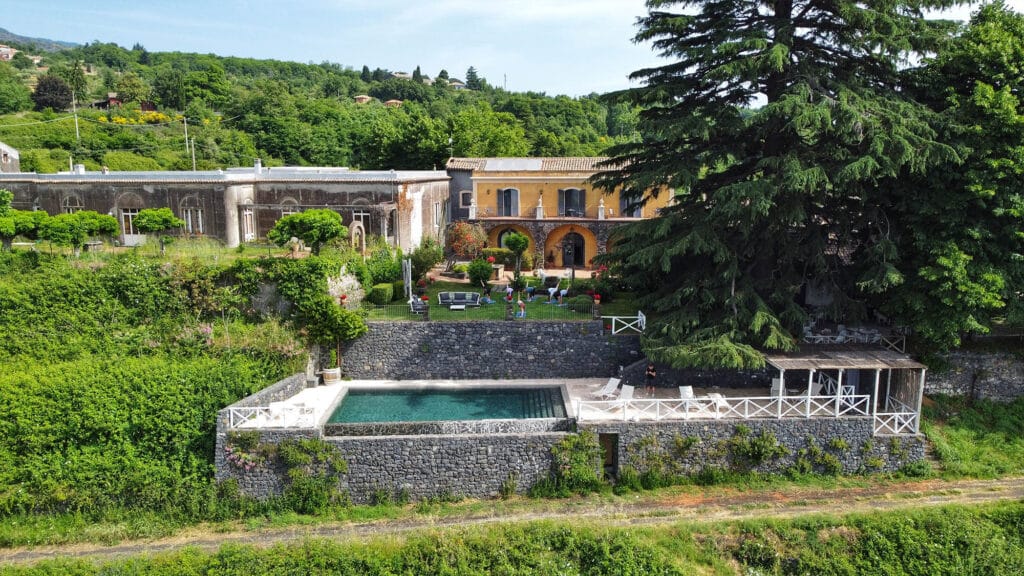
[71,91,80,144]
[183,117,189,154]
[191,137,197,170]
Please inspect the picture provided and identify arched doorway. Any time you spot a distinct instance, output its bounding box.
[562,231,585,268]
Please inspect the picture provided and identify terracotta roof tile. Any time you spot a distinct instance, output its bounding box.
[446,157,616,173]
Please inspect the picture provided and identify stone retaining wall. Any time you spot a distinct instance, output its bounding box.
[584,418,925,476]
[329,432,566,503]
[341,321,643,380]
[215,426,568,503]
[927,351,1024,402]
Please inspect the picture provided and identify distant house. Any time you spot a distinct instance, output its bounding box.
[383,99,403,108]
[448,79,467,90]
[353,94,373,104]
[0,45,16,61]
[0,141,19,173]
[92,92,122,109]
[389,72,412,80]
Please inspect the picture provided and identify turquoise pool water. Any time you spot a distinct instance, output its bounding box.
[327,387,566,423]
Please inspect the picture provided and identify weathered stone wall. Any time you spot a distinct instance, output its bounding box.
[214,373,316,487]
[215,426,567,503]
[927,351,1024,402]
[584,418,925,475]
[341,321,643,380]
[328,432,566,503]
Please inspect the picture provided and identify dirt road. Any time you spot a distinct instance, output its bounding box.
[3,476,1023,566]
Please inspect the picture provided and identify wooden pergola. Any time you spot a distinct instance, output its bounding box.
[765,348,927,434]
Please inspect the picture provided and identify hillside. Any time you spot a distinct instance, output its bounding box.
[0,28,78,51]
[0,39,639,172]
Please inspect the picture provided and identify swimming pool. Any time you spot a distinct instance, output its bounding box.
[327,386,567,423]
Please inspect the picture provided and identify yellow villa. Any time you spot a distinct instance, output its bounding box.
[446,157,673,269]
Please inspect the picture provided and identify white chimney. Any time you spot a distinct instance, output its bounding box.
[73,164,86,174]
[254,158,262,174]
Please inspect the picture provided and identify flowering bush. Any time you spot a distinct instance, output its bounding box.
[487,256,496,264]
[447,221,487,259]
[421,295,430,301]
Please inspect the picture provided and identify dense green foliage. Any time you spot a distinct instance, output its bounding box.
[0,251,306,516]
[266,209,347,256]
[0,41,639,171]
[2,503,1023,574]
[595,0,1024,366]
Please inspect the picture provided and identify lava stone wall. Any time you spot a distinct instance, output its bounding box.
[584,418,925,475]
[341,321,643,380]
[927,351,1024,402]
[328,432,567,503]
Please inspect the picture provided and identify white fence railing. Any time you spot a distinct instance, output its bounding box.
[577,394,872,423]
[874,397,919,434]
[227,405,317,428]
[602,311,645,335]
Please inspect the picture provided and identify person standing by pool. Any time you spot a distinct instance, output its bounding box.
[645,363,657,396]
[517,297,526,318]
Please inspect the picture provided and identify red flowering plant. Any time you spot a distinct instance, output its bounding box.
[487,256,496,264]
[421,295,430,302]
[447,221,487,259]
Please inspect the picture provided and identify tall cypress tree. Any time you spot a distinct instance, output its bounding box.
[594,0,959,367]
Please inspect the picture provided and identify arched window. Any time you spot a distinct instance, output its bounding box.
[497,188,519,217]
[62,195,83,214]
[558,188,586,217]
[497,228,521,249]
[280,197,299,217]
[619,194,642,218]
[562,232,585,267]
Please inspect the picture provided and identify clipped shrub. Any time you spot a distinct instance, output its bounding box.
[482,247,534,269]
[467,258,493,287]
[391,280,405,302]
[367,283,394,305]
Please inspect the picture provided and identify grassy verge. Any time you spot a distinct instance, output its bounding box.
[922,395,1024,477]
[2,502,1022,574]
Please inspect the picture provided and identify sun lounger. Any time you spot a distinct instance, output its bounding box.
[594,377,621,399]
[679,385,695,399]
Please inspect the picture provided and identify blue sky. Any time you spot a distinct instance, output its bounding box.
[3,1,1017,98]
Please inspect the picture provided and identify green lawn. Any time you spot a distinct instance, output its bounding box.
[362,280,642,322]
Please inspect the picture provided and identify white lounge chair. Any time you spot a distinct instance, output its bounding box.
[594,377,621,399]
[771,378,797,396]
[617,385,635,401]
[679,385,695,399]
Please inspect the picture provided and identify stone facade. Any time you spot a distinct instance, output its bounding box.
[0,164,449,250]
[584,418,925,476]
[328,432,565,503]
[926,351,1024,403]
[340,321,643,380]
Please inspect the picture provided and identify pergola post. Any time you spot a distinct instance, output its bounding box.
[916,368,927,433]
[872,368,881,419]
[806,369,815,418]
[834,369,844,417]
[777,368,785,418]
[885,369,892,412]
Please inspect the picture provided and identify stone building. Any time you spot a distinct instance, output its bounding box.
[446,157,674,269]
[0,160,450,250]
[0,141,18,173]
